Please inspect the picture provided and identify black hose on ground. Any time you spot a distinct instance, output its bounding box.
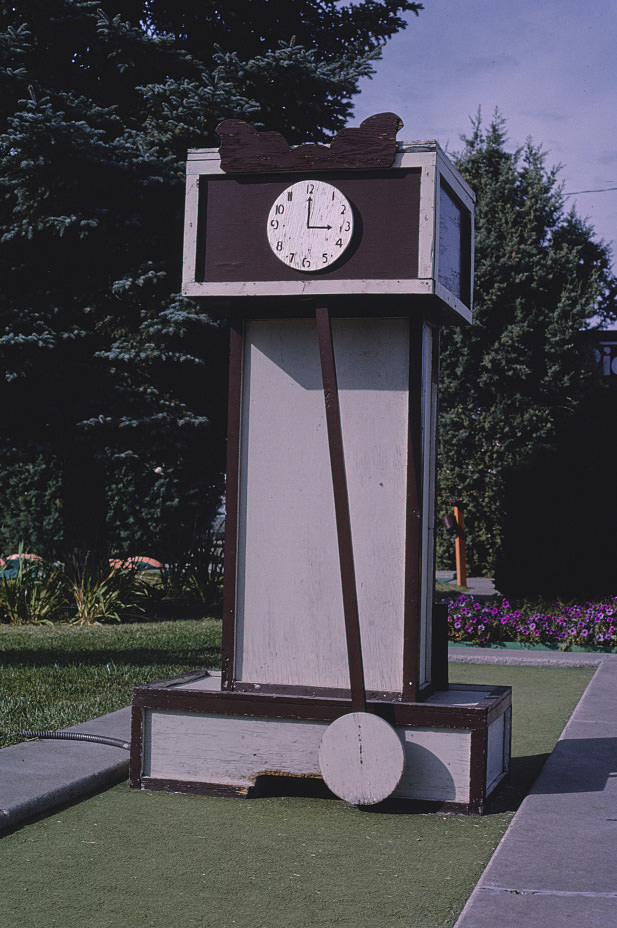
[18,730,130,750]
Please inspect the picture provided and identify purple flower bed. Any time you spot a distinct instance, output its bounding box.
[446,594,617,650]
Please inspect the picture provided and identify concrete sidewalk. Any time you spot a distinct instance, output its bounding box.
[454,652,617,927]
[2,649,617,927]
[0,707,130,832]
[436,572,499,599]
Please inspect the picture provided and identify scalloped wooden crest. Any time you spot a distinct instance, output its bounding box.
[216,112,404,174]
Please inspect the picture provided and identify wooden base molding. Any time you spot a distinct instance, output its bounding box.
[131,671,511,815]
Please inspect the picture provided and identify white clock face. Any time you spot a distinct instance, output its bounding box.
[266,180,354,273]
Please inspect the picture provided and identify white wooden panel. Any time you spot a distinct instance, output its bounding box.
[181,278,436,299]
[143,710,472,803]
[394,728,471,803]
[486,712,508,793]
[235,317,409,692]
[417,157,437,281]
[319,713,405,805]
[144,711,325,783]
[181,174,199,289]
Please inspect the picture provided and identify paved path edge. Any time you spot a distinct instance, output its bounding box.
[0,707,131,833]
[453,657,617,927]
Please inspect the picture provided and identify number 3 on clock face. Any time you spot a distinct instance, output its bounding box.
[266,180,354,272]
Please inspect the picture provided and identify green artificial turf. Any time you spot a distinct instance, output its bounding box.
[0,662,594,928]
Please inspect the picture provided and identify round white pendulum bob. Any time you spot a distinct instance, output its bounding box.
[318,712,405,806]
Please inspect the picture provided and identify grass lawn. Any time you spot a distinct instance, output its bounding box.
[0,580,467,748]
[0,619,222,747]
[435,581,469,595]
[0,653,595,928]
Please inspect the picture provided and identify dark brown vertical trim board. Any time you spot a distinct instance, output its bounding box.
[129,705,144,788]
[468,725,489,814]
[402,315,423,701]
[431,602,449,691]
[194,175,208,283]
[315,304,366,715]
[221,315,244,691]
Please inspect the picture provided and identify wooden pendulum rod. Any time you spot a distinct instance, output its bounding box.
[315,305,367,715]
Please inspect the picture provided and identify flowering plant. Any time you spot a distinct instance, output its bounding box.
[446,594,617,650]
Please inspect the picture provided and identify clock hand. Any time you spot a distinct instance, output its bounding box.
[306,197,332,230]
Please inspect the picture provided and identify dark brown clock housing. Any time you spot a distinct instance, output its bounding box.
[182,120,475,322]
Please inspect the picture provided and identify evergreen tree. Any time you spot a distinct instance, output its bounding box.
[437,113,617,580]
[0,0,422,560]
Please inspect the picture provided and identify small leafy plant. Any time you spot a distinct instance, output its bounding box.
[63,554,150,625]
[159,530,223,613]
[0,550,68,625]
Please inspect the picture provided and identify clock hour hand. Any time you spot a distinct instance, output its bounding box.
[306,197,332,230]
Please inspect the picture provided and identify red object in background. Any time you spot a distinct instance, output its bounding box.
[109,556,163,570]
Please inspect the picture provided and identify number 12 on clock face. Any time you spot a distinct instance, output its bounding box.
[266,180,354,273]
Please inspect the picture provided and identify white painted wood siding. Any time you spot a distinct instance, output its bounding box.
[142,710,472,803]
[393,728,471,802]
[235,317,409,692]
[144,711,326,786]
[486,709,511,793]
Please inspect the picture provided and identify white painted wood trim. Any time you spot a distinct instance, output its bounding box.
[182,174,199,289]
[395,141,438,157]
[186,148,224,175]
[185,142,476,210]
[188,143,440,175]
[417,156,438,282]
[435,148,476,208]
[181,278,436,299]
[434,281,473,323]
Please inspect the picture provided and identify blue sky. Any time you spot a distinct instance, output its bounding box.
[353,0,617,275]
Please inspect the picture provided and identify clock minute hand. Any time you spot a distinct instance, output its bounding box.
[306,197,332,230]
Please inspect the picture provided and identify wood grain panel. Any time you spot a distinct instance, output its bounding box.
[198,171,420,283]
[235,317,409,692]
[144,711,326,783]
[394,728,471,802]
[217,113,403,174]
[142,710,472,804]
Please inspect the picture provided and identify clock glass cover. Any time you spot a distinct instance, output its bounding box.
[266,180,354,272]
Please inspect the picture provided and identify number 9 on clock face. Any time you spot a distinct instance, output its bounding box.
[266,180,354,272]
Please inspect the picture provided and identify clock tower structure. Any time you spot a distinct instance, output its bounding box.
[130,115,512,812]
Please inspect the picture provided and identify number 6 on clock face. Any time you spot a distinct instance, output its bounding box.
[266,180,354,272]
